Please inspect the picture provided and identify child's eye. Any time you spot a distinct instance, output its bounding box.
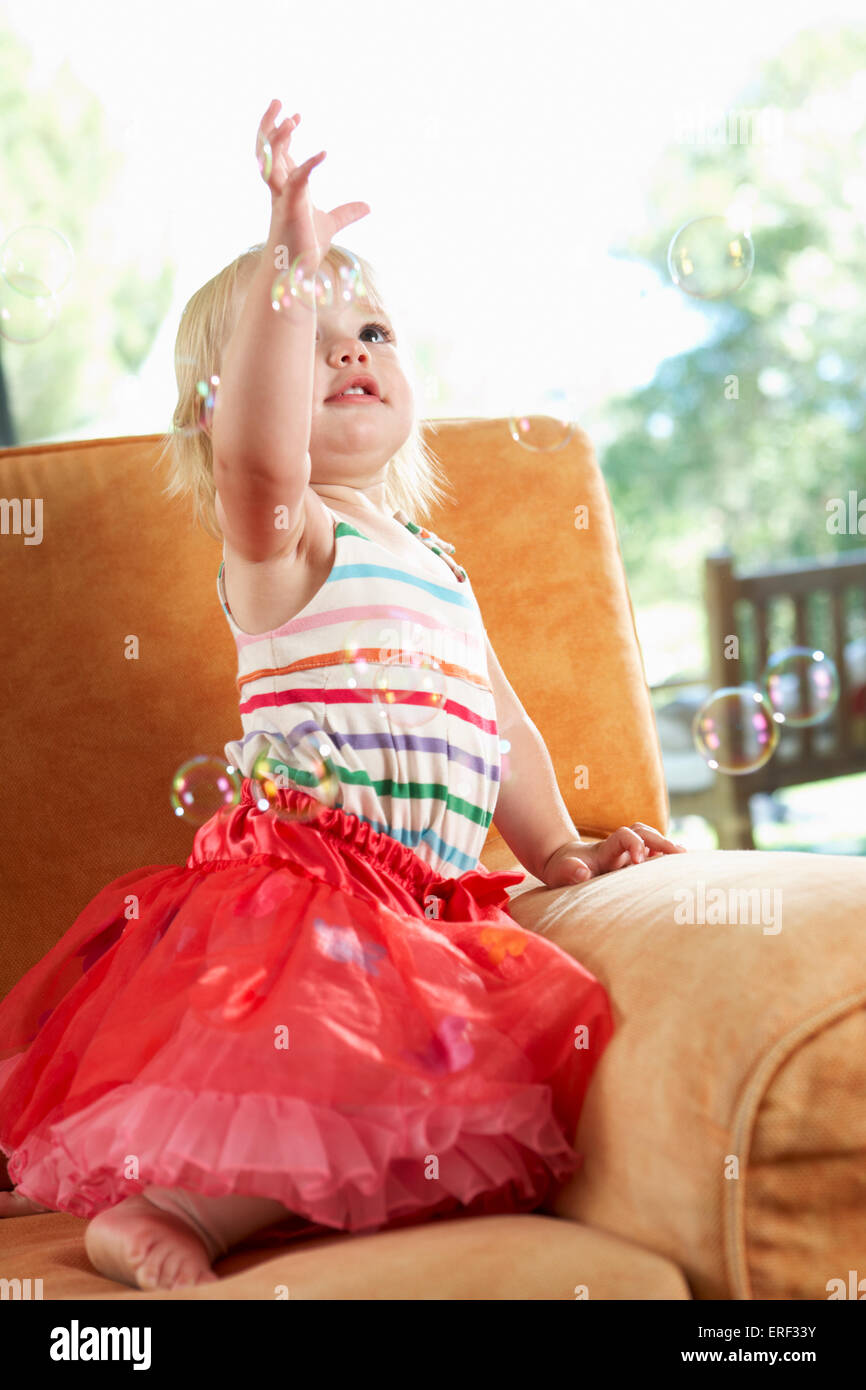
[361,322,393,343]
[316,321,394,343]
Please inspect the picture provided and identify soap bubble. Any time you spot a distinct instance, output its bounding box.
[249,738,342,820]
[342,617,447,730]
[451,770,475,801]
[761,647,840,728]
[0,225,74,295]
[172,357,219,437]
[667,215,755,298]
[272,251,334,317]
[371,651,446,728]
[334,249,373,308]
[255,129,273,181]
[0,282,59,343]
[195,374,220,431]
[692,686,781,774]
[171,756,243,826]
[498,736,512,786]
[508,389,578,451]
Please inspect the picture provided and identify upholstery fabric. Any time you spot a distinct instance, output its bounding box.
[505,849,866,1301]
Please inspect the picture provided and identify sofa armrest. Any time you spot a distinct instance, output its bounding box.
[506,849,866,1300]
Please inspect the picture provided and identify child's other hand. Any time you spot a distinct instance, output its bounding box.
[539,824,688,887]
[256,99,370,267]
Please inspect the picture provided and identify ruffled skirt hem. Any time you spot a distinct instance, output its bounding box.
[3,1080,581,1232]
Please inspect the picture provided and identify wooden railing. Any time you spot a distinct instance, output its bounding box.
[650,547,866,848]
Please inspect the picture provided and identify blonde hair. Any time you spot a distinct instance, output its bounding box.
[156,242,455,542]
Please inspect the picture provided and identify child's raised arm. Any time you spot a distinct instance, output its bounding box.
[211,100,370,562]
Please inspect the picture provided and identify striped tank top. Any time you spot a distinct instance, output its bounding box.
[216,503,502,878]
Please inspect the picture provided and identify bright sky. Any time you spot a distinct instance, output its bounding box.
[5,0,864,441]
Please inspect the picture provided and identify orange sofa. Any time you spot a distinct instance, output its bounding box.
[1,419,864,1300]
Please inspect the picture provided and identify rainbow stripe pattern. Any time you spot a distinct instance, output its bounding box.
[216,505,502,877]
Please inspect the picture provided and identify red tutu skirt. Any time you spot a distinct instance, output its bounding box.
[0,780,614,1239]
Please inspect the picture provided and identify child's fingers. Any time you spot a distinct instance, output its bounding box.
[259,98,281,131]
[258,102,301,157]
[275,149,325,193]
[275,150,326,210]
[290,149,326,180]
[329,200,371,233]
[594,822,688,875]
[270,112,300,148]
[599,848,631,873]
[631,822,688,853]
[598,825,649,866]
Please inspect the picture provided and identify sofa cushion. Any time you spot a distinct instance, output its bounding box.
[506,848,866,1301]
[0,1209,690,1300]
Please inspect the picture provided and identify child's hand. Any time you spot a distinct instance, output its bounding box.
[256,99,371,268]
[539,824,688,887]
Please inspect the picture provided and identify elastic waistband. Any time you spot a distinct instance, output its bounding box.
[238,778,440,900]
[189,780,526,920]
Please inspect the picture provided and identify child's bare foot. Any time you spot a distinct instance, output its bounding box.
[84,1194,220,1290]
[0,1189,51,1217]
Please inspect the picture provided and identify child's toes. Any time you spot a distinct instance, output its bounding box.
[137,1242,176,1289]
[172,1259,209,1289]
[137,1257,165,1290]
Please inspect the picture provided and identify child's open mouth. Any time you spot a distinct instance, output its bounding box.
[326,394,381,404]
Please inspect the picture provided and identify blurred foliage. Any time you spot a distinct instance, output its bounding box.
[0,26,174,442]
[598,24,866,628]
[111,264,174,373]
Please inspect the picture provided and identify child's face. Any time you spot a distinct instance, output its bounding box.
[309,286,415,482]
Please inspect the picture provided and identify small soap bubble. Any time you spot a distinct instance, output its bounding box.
[692,687,780,774]
[342,618,446,730]
[172,356,218,437]
[196,374,220,431]
[761,646,839,728]
[0,281,59,344]
[667,215,755,299]
[335,250,373,308]
[508,389,578,452]
[171,756,242,826]
[371,652,447,729]
[249,739,342,821]
[272,252,334,318]
[0,225,74,296]
[256,129,273,182]
[498,736,512,785]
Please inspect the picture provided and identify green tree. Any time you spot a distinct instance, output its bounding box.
[599,24,866,623]
[0,26,174,442]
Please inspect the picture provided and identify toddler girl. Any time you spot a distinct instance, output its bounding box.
[0,99,685,1290]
